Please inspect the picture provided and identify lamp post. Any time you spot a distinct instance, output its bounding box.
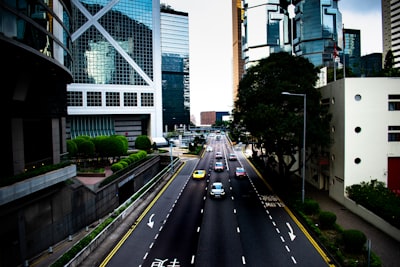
[282,92,306,203]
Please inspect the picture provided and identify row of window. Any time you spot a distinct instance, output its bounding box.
[67,91,154,107]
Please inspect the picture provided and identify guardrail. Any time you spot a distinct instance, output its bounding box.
[61,157,182,267]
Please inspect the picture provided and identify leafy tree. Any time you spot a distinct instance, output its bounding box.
[383,49,400,77]
[234,52,331,178]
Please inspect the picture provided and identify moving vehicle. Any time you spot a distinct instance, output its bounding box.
[215,151,223,159]
[214,162,224,172]
[206,145,213,152]
[235,167,247,179]
[192,169,206,179]
[209,182,225,198]
[228,153,238,161]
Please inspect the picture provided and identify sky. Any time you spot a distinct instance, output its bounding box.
[161,0,383,125]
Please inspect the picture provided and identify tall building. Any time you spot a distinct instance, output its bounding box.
[232,0,245,101]
[382,0,400,68]
[242,0,342,70]
[293,0,343,67]
[1,0,73,177]
[67,0,163,147]
[1,0,77,265]
[343,28,361,76]
[160,5,190,132]
[242,0,292,70]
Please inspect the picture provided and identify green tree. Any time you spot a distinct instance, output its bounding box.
[234,52,331,178]
[383,49,400,77]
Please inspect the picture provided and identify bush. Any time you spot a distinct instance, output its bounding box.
[110,163,124,172]
[346,180,400,229]
[135,135,152,150]
[342,229,367,253]
[301,199,320,215]
[319,211,337,229]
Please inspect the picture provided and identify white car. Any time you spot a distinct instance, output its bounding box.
[206,145,213,152]
[210,182,226,198]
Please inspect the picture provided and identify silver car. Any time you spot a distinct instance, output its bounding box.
[210,182,226,198]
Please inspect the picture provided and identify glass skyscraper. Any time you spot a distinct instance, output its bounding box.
[160,5,190,132]
[343,28,361,76]
[293,0,343,67]
[67,0,162,147]
[242,0,343,70]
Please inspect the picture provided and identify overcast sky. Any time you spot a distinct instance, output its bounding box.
[161,0,383,125]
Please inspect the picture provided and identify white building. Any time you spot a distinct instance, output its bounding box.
[320,78,400,204]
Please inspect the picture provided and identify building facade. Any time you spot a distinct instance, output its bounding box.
[67,0,162,147]
[319,78,400,204]
[360,53,383,77]
[242,0,343,70]
[343,28,361,76]
[1,0,76,265]
[1,0,73,177]
[160,5,190,132]
[382,0,400,68]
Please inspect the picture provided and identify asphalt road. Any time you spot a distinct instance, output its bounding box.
[99,135,334,267]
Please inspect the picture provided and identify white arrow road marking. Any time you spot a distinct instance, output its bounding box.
[147,214,155,228]
[286,222,296,241]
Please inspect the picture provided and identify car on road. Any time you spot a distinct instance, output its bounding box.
[235,167,247,179]
[214,162,224,172]
[228,153,238,161]
[215,151,223,159]
[206,145,213,152]
[209,182,225,198]
[192,169,206,179]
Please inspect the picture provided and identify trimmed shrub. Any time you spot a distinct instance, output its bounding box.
[135,135,152,150]
[66,140,78,157]
[342,229,367,253]
[302,199,320,215]
[110,163,124,172]
[319,211,337,229]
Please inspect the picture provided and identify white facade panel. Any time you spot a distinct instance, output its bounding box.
[321,78,400,203]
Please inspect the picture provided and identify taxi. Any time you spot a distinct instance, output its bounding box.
[192,169,206,179]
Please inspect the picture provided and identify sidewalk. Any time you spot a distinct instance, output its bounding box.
[305,185,400,267]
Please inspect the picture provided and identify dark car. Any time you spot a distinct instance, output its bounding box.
[235,167,247,179]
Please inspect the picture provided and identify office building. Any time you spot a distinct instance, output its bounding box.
[67,0,163,147]
[1,0,77,264]
[242,0,292,70]
[382,0,400,68]
[160,5,190,132]
[360,53,383,77]
[1,0,73,178]
[293,0,343,67]
[343,28,361,76]
[242,0,342,70]
[232,0,245,101]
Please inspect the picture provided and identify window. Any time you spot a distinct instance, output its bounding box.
[106,92,120,106]
[388,126,400,141]
[388,94,400,110]
[87,92,102,106]
[124,92,137,106]
[141,93,154,106]
[67,91,83,106]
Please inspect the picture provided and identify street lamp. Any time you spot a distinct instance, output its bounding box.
[282,92,306,203]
